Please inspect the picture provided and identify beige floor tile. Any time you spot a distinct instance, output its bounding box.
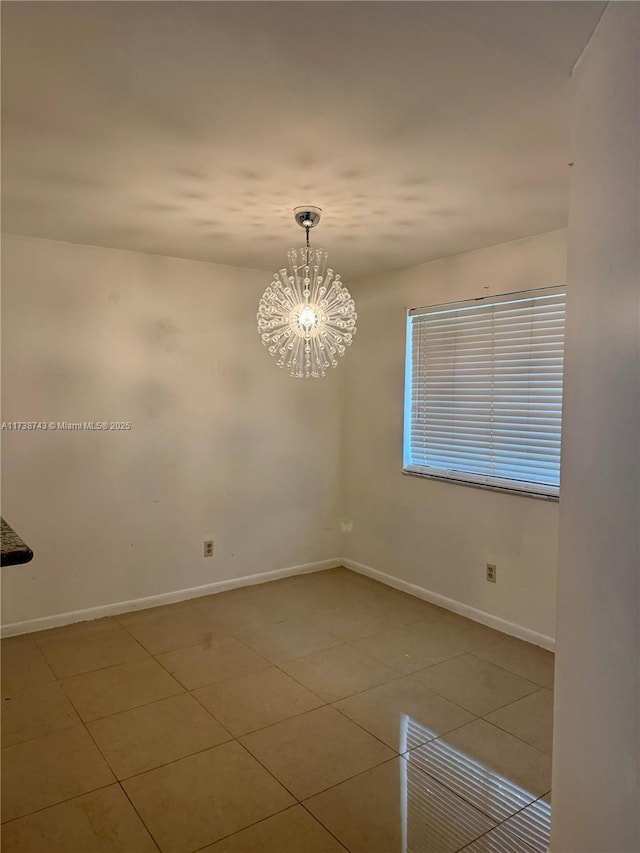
[246,574,360,620]
[408,719,552,821]
[241,576,304,597]
[87,692,231,778]
[1,573,556,853]
[238,583,321,622]
[325,571,395,599]
[157,636,269,690]
[500,794,552,853]
[371,604,493,652]
[351,621,468,674]
[61,657,183,721]
[122,741,294,853]
[193,588,299,631]
[486,689,554,754]
[231,616,342,663]
[1,681,79,747]
[192,571,379,630]
[432,611,505,651]
[460,823,538,852]
[240,705,395,800]
[284,568,382,601]
[30,617,118,644]
[318,566,385,594]
[306,756,495,853]
[36,620,148,678]
[310,594,432,642]
[0,785,158,853]
[417,605,506,643]
[116,601,225,654]
[473,636,555,688]
[194,585,257,610]
[334,676,475,751]
[279,644,397,702]
[193,666,324,736]
[199,805,346,852]
[1,726,114,822]
[1,636,56,697]
[260,571,381,618]
[412,653,539,715]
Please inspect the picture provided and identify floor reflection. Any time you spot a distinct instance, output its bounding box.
[400,714,551,853]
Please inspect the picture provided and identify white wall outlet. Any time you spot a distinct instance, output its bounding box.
[486,563,497,583]
[204,540,214,558]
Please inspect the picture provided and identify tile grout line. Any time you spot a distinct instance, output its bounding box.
[1,569,554,849]
[0,738,541,853]
[399,742,546,831]
[187,803,320,853]
[480,693,554,754]
[188,690,331,739]
[0,682,541,843]
[75,709,164,853]
[480,684,552,717]
[0,781,116,828]
[66,649,361,853]
[8,634,411,748]
[42,649,152,682]
[116,782,163,853]
[56,662,186,725]
[146,632,274,687]
[233,717,398,806]
[468,648,554,690]
[297,801,351,852]
[2,660,163,846]
[3,631,550,758]
[392,751,505,833]
[297,751,499,853]
[409,676,541,722]
[491,789,553,849]
[400,651,550,721]
[455,820,540,853]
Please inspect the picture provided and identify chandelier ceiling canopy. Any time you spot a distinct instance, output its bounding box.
[257,206,357,379]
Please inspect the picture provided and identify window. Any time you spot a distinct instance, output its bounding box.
[404,286,566,498]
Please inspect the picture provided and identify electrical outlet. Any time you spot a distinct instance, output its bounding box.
[486,563,496,583]
[204,540,214,558]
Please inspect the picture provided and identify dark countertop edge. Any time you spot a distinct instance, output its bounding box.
[1,518,34,566]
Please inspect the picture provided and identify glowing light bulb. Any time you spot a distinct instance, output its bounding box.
[298,305,318,329]
[257,245,357,379]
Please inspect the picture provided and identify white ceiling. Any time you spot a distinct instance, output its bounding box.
[1,1,604,280]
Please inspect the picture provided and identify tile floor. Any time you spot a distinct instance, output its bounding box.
[1,567,554,852]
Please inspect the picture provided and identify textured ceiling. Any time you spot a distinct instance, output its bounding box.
[1,1,604,280]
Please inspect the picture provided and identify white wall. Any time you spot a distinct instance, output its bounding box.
[551,4,640,851]
[342,229,567,643]
[1,235,342,628]
[1,229,569,644]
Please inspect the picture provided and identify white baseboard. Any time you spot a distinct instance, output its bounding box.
[2,555,555,651]
[342,558,556,651]
[0,558,341,638]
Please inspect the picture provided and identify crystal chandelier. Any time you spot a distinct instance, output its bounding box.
[257,206,357,378]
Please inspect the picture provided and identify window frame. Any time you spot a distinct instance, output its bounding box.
[403,286,566,501]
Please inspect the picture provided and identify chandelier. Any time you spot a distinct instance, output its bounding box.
[257,206,357,378]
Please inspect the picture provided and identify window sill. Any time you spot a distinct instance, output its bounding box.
[402,468,560,502]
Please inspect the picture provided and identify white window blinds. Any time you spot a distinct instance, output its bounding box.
[404,287,566,497]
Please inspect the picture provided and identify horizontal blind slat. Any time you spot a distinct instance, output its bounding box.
[407,288,565,493]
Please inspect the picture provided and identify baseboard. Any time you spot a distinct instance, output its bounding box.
[2,555,555,650]
[0,558,341,638]
[342,558,556,651]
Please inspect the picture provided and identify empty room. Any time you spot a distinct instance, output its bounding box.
[1,2,638,852]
